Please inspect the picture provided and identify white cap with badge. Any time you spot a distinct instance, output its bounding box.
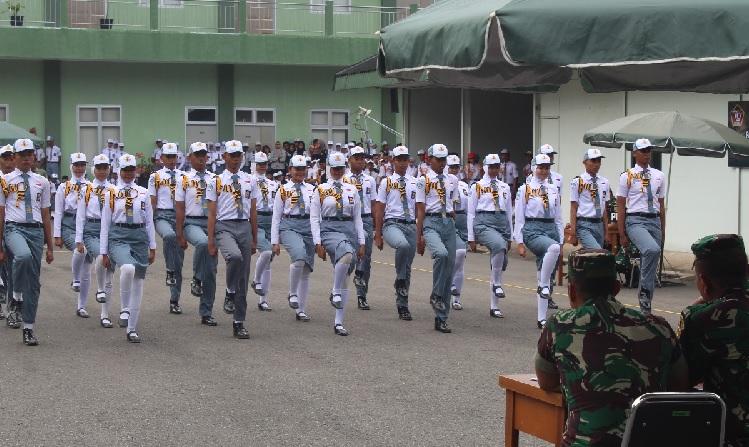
[328,152,346,168]
[162,143,179,155]
[538,144,557,155]
[255,152,269,163]
[14,139,34,153]
[225,140,243,153]
[534,153,554,165]
[484,153,501,165]
[583,148,606,160]
[119,154,137,168]
[290,155,307,168]
[70,153,87,163]
[427,144,448,158]
[93,154,110,165]
[0,144,13,156]
[634,138,653,151]
[446,155,461,166]
[349,146,366,156]
[392,146,409,157]
[190,142,208,154]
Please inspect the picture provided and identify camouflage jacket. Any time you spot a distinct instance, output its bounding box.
[678,289,749,443]
[536,296,685,447]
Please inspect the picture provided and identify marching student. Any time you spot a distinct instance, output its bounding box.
[310,152,365,336]
[206,140,259,339]
[0,139,55,345]
[569,148,611,249]
[149,142,186,315]
[101,154,157,343]
[176,142,219,326]
[271,154,316,322]
[467,154,513,318]
[0,144,15,321]
[415,144,457,333]
[343,145,377,310]
[54,153,91,316]
[446,155,470,310]
[249,151,279,312]
[514,153,564,329]
[76,154,116,328]
[374,145,418,321]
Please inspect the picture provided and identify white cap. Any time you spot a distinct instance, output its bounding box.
[349,146,366,156]
[156,138,163,143]
[534,153,554,165]
[382,141,389,146]
[255,141,262,146]
[119,154,137,168]
[327,140,334,146]
[328,152,346,168]
[392,145,409,157]
[290,155,307,168]
[500,148,510,154]
[484,153,501,165]
[93,154,110,165]
[336,142,342,147]
[107,138,114,144]
[305,156,312,162]
[46,135,54,141]
[225,140,244,154]
[189,142,208,154]
[427,144,448,158]
[14,139,34,152]
[118,143,125,148]
[0,144,13,156]
[634,138,653,151]
[70,153,87,163]
[583,148,605,160]
[50,173,58,179]
[254,152,269,163]
[273,171,283,177]
[347,143,355,148]
[446,155,461,166]
[417,149,425,155]
[161,143,179,155]
[538,144,556,155]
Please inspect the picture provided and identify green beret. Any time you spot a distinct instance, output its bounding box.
[568,249,617,280]
[691,234,746,261]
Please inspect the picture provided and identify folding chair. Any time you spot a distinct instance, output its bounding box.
[621,392,726,447]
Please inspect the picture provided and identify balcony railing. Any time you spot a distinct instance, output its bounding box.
[0,0,417,36]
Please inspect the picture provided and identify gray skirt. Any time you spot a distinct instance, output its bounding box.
[320,219,357,272]
[256,214,272,253]
[107,224,150,279]
[521,220,560,271]
[473,212,511,258]
[61,214,77,252]
[280,216,315,271]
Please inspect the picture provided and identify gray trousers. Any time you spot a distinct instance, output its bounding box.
[5,224,44,324]
[215,220,253,322]
[575,219,605,249]
[184,218,217,317]
[382,220,416,308]
[625,215,662,313]
[422,216,456,322]
[355,216,374,298]
[155,209,184,302]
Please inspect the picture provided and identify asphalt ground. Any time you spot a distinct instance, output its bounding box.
[0,240,694,446]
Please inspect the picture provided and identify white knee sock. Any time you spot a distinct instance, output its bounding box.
[540,244,560,288]
[335,289,349,325]
[333,262,351,293]
[537,294,548,322]
[297,265,311,313]
[254,251,273,284]
[259,268,271,304]
[452,249,466,296]
[95,255,107,293]
[102,268,114,319]
[128,276,144,332]
[77,257,92,310]
[120,264,135,313]
[71,249,86,283]
[289,260,304,296]
[490,251,505,286]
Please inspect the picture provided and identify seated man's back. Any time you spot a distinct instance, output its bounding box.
[535,250,686,447]
[679,234,749,446]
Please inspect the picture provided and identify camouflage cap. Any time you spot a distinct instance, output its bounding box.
[567,249,617,280]
[691,234,746,261]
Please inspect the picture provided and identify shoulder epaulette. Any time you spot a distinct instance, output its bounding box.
[215,177,221,195]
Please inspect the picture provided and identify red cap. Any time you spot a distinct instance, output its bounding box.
[467,152,478,159]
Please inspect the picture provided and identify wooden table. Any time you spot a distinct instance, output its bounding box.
[499,374,565,447]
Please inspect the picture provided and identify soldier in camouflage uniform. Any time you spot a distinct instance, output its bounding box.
[678,234,749,447]
[535,249,688,447]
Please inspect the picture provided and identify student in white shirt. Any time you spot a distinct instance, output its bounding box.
[45,136,62,178]
[569,148,611,249]
[445,155,471,311]
[499,148,519,197]
[249,152,279,312]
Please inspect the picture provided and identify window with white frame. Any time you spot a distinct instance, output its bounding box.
[235,108,275,125]
[310,109,349,143]
[310,0,351,14]
[0,105,7,122]
[77,105,121,158]
[186,107,217,124]
[139,0,182,8]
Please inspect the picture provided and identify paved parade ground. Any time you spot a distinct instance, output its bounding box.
[0,241,693,446]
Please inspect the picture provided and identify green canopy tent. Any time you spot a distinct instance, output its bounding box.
[377,0,749,93]
[0,121,42,147]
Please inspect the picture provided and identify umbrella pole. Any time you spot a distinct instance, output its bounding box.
[658,148,675,285]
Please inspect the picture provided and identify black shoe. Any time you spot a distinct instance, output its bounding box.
[233,322,250,339]
[190,277,202,297]
[547,298,559,310]
[394,279,408,297]
[489,309,504,318]
[169,302,183,315]
[250,280,263,296]
[223,292,235,314]
[71,281,81,293]
[357,296,370,310]
[353,270,366,288]
[95,291,107,304]
[76,308,90,318]
[287,294,299,310]
[23,328,38,346]
[334,323,348,336]
[257,302,272,311]
[537,286,551,300]
[329,293,343,309]
[397,306,412,321]
[537,319,547,329]
[295,312,310,322]
[166,270,176,287]
[100,318,113,328]
[201,315,218,326]
[6,310,20,329]
[429,292,446,312]
[118,311,130,328]
[127,331,141,343]
[434,318,452,333]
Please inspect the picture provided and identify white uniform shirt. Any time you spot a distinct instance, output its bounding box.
[254,174,279,213]
[500,161,519,186]
[406,165,418,178]
[46,145,62,162]
[616,165,666,214]
[34,147,45,163]
[513,177,564,244]
[99,182,157,255]
[152,147,162,160]
[376,173,417,220]
[176,152,187,171]
[54,176,91,237]
[570,172,611,218]
[467,176,513,241]
[417,162,429,177]
[205,169,259,221]
[175,170,214,217]
[464,162,481,183]
[148,167,183,210]
[343,172,377,215]
[101,145,113,155]
[416,169,456,214]
[452,177,470,213]
[0,169,51,223]
[525,170,564,197]
[310,178,365,245]
[270,181,315,244]
[75,179,115,243]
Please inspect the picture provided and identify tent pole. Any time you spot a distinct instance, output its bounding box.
[658,147,674,285]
